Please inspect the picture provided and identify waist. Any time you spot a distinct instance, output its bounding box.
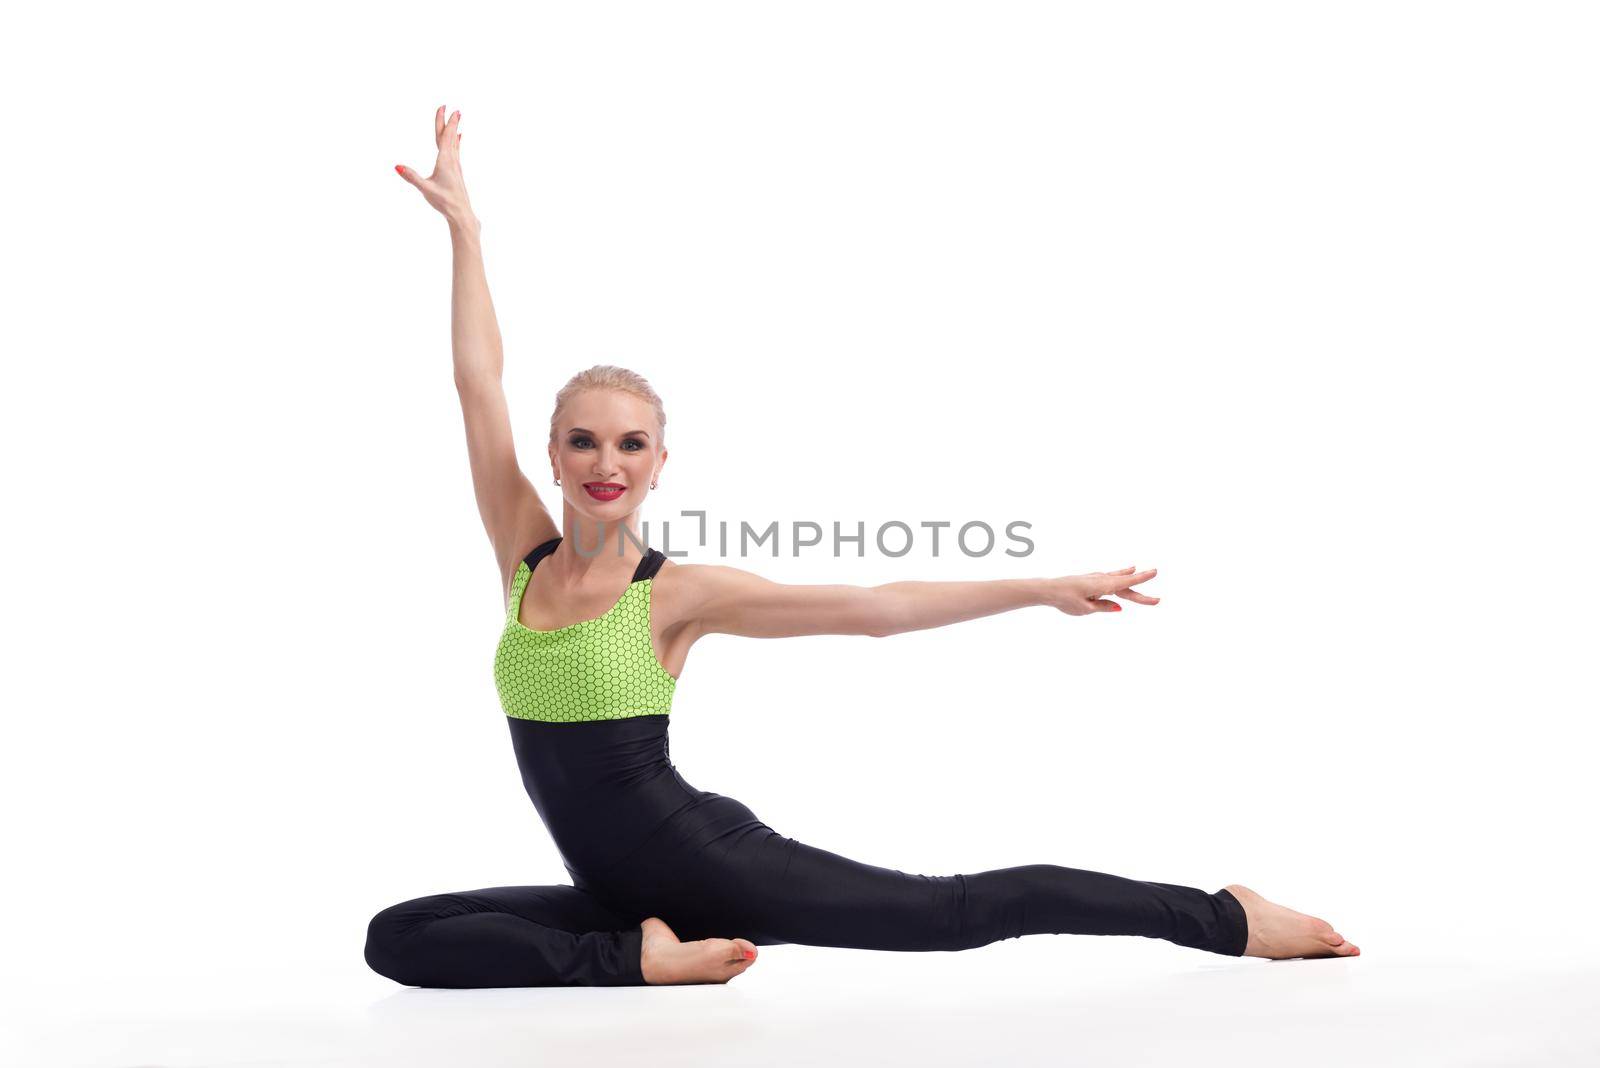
[505,713,703,877]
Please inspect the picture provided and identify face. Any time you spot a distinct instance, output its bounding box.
[548,390,666,516]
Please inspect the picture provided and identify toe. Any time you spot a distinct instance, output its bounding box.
[718,940,757,980]
[720,937,756,963]
[712,938,754,965]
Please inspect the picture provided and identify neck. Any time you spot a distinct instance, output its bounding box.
[559,516,650,568]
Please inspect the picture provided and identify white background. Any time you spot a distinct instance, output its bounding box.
[4,1,1596,1064]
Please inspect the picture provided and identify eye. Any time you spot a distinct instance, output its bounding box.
[622,439,644,452]
[569,436,593,449]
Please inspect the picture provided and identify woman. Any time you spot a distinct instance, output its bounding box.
[366,106,1361,988]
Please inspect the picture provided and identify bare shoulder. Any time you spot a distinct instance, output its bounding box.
[646,560,756,634]
[647,559,875,639]
[646,557,713,606]
[651,559,762,594]
[498,522,561,605]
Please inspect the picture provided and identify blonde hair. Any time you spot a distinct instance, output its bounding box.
[549,364,667,450]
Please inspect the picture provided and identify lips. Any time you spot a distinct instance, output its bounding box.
[583,482,625,501]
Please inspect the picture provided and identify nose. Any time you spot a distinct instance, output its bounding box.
[589,447,621,479]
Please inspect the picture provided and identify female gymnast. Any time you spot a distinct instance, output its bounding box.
[366,106,1361,987]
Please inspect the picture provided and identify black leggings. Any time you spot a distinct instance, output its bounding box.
[364,791,1248,987]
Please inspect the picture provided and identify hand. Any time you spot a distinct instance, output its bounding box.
[1048,567,1159,616]
[395,105,475,226]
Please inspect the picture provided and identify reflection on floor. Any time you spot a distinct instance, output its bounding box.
[6,937,1596,1067]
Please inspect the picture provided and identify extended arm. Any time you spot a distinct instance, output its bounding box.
[674,563,1160,639]
[396,106,557,589]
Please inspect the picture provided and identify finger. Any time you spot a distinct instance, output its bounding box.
[1101,568,1155,592]
[435,104,446,145]
[1103,566,1137,576]
[1089,598,1122,612]
[1113,589,1160,605]
[394,164,429,191]
[441,111,461,160]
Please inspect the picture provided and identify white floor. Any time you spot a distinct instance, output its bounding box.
[6,934,1595,1067]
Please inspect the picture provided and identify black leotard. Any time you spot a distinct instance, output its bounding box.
[364,538,1247,986]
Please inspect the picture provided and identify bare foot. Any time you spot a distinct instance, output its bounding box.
[1225,884,1362,960]
[638,916,760,985]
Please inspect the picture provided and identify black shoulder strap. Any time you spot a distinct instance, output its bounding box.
[524,536,562,574]
[631,548,667,582]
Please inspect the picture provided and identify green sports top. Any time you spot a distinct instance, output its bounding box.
[493,537,677,722]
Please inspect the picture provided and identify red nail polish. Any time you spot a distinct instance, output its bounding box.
[1109,603,1121,611]
[394,164,404,175]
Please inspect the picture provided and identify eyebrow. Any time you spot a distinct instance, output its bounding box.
[568,427,651,439]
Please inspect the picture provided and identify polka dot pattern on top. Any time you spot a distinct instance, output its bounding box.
[493,547,677,723]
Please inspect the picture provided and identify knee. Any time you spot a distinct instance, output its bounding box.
[363,899,433,986]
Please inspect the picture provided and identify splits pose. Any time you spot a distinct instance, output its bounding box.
[366,106,1360,988]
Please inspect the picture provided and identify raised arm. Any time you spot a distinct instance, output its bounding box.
[396,106,557,593]
[669,563,1160,640]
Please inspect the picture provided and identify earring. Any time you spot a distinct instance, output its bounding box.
[650,482,658,489]
[554,477,561,486]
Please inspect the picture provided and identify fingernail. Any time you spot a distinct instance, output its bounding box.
[744,949,755,959]
[1108,603,1121,611]
[394,164,404,175]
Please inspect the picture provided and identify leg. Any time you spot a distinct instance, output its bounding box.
[364,884,645,987]
[603,796,1247,957]
[739,841,1248,956]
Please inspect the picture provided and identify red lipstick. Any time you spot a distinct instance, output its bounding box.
[583,482,626,501]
